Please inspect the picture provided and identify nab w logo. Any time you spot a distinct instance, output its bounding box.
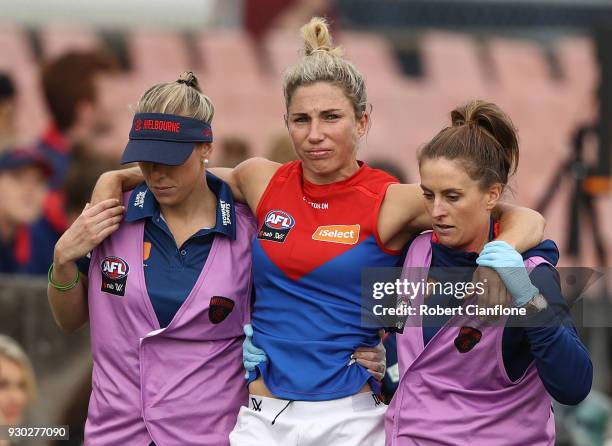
[250,397,262,412]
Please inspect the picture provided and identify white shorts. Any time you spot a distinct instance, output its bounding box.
[229,392,386,446]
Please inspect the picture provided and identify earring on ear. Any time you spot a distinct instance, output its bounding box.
[203,158,209,165]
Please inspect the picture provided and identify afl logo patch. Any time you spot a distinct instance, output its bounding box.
[100,256,129,296]
[258,210,295,243]
[454,326,482,353]
[209,296,235,324]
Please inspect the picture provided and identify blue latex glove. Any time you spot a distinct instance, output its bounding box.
[243,324,267,379]
[476,241,539,307]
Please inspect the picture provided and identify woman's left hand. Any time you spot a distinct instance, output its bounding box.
[352,337,386,381]
[476,241,539,307]
[54,199,124,266]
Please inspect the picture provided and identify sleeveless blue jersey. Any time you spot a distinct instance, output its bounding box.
[250,160,401,400]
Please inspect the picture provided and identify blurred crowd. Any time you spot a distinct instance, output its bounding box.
[0,51,121,275]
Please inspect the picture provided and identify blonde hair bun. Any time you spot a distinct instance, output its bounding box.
[135,71,213,123]
[176,71,201,92]
[301,17,343,58]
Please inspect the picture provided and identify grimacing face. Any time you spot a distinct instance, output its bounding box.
[286,81,368,184]
[419,157,502,253]
[138,145,210,209]
[0,356,28,426]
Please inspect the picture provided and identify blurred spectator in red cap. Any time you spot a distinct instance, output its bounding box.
[0,148,51,274]
[0,145,116,276]
[0,73,17,153]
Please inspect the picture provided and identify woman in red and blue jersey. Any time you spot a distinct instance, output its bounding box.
[224,19,545,446]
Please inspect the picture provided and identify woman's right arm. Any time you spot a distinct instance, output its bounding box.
[90,167,144,205]
[212,157,281,212]
[48,199,124,334]
[91,158,280,211]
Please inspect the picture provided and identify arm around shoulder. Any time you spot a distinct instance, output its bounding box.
[234,157,281,214]
[494,203,546,253]
[377,183,430,250]
[91,167,143,205]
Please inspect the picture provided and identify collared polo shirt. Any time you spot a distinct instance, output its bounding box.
[80,172,237,328]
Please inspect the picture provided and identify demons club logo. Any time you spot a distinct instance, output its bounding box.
[209,296,235,324]
[454,326,482,353]
[134,119,143,131]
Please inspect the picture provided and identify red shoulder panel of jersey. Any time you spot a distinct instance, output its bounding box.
[255,160,398,281]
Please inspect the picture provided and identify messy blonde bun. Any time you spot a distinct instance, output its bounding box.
[301,17,344,57]
[176,70,201,91]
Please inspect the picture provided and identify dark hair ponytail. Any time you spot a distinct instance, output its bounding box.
[419,100,519,188]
